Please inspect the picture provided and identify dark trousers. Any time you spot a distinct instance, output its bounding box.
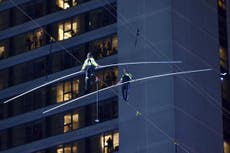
[122,82,130,101]
[85,66,95,91]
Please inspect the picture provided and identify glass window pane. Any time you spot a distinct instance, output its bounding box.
[64,145,71,153]
[113,132,119,148]
[64,93,72,101]
[64,21,71,31]
[58,24,64,41]
[56,84,64,103]
[57,146,63,153]
[64,81,71,93]
[0,45,5,59]
[72,113,79,130]
[64,114,71,124]
[72,79,80,95]
[72,143,78,153]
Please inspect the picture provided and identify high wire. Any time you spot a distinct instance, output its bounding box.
[42,68,211,114]
[6,1,223,153]
[3,61,181,104]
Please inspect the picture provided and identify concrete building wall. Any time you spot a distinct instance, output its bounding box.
[172,0,223,153]
[118,0,175,152]
[118,0,223,153]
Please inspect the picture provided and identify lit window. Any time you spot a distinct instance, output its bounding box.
[64,113,79,133]
[112,36,118,51]
[113,132,119,150]
[72,143,78,153]
[101,131,119,153]
[224,141,230,153]
[58,19,79,40]
[64,81,72,101]
[56,0,78,9]
[56,84,64,103]
[56,79,80,103]
[72,113,79,129]
[57,144,77,153]
[219,47,228,69]
[57,145,63,153]
[73,79,80,95]
[26,29,44,50]
[64,114,72,132]
[64,145,71,153]
[218,0,226,9]
[0,45,5,59]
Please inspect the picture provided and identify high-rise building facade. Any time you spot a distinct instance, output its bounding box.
[0,0,229,153]
[0,0,119,153]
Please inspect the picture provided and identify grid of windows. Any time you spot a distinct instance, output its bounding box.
[0,4,117,60]
[0,98,118,151]
[0,0,91,31]
[0,1,118,153]
[1,67,118,119]
[0,35,117,90]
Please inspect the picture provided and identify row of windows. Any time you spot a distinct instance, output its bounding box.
[0,4,117,60]
[0,98,118,151]
[0,35,117,90]
[0,67,118,120]
[35,130,119,153]
[0,0,91,31]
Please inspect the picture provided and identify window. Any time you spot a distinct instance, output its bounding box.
[56,79,80,103]
[224,141,230,153]
[218,0,226,9]
[64,113,79,133]
[101,131,119,153]
[57,143,78,153]
[89,35,118,60]
[0,70,8,90]
[0,45,5,59]
[112,36,118,52]
[58,18,79,40]
[56,0,78,9]
[26,29,45,50]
